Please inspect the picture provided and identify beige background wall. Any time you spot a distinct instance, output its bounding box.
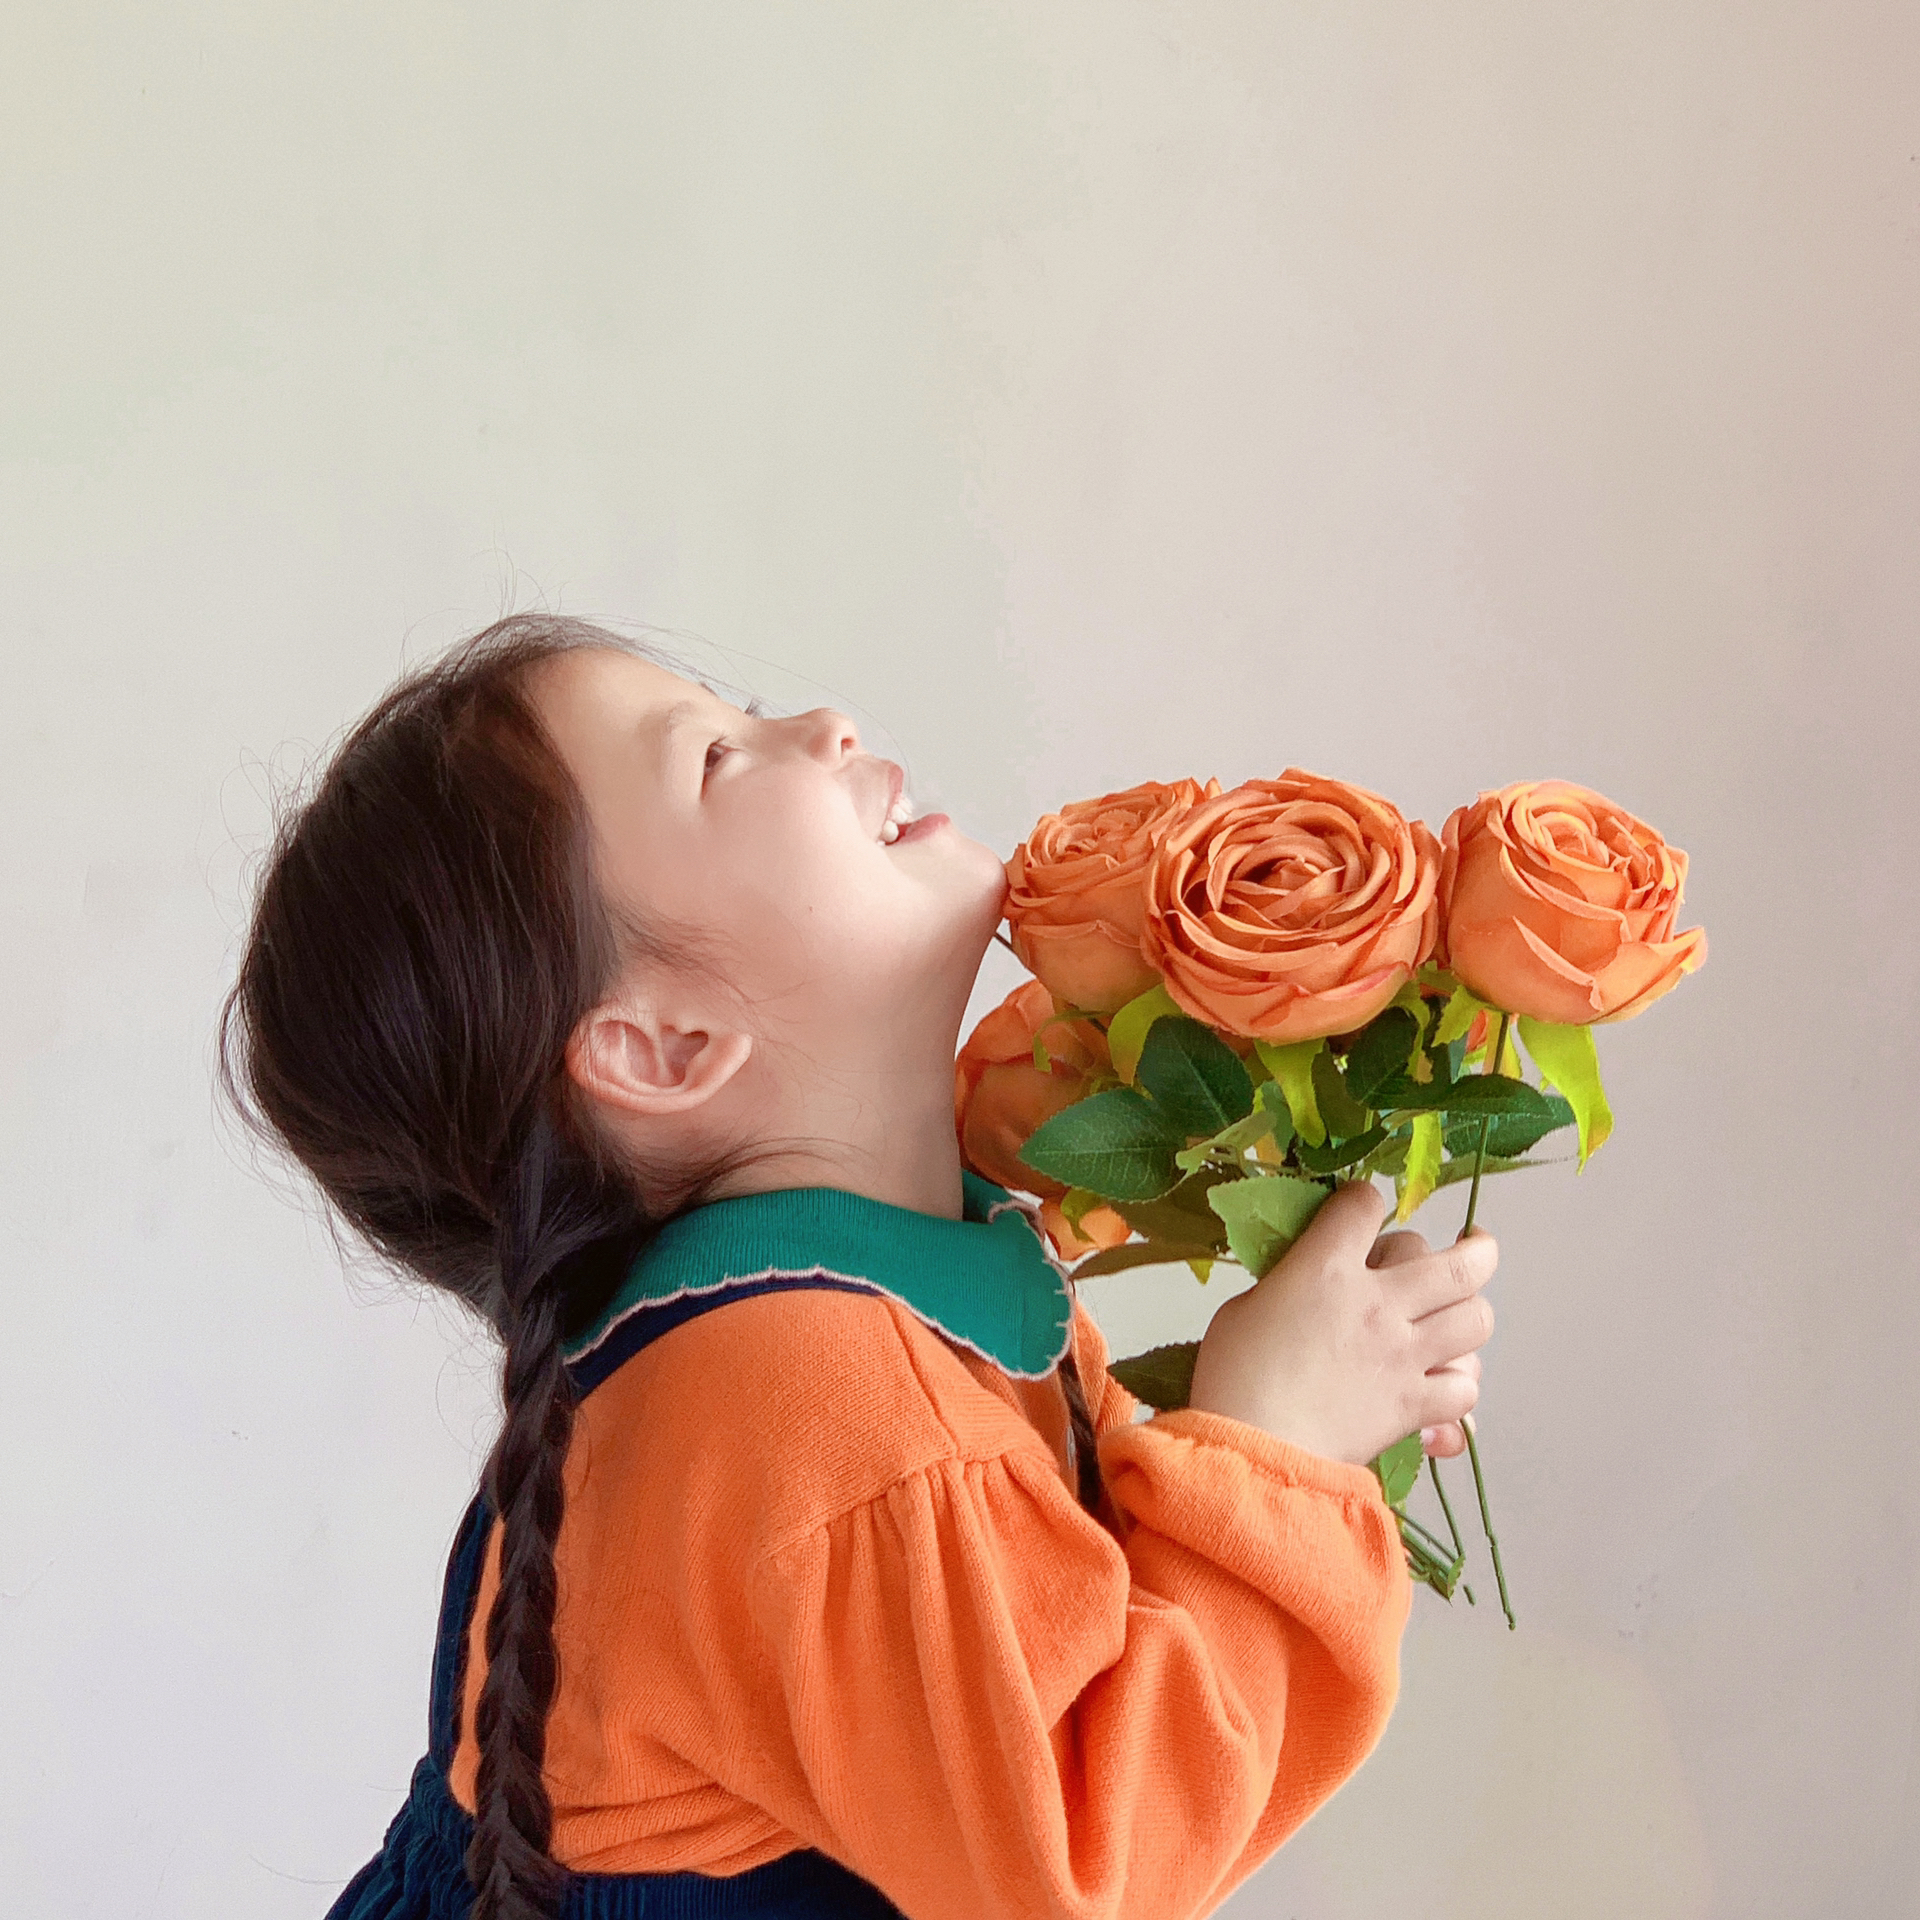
[4,5,1915,1915]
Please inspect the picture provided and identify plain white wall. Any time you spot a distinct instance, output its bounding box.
[4,4,1916,1915]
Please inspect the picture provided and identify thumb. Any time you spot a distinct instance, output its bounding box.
[1288,1176,1388,1264]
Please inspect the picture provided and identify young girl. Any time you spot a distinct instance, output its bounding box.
[222,615,1495,1920]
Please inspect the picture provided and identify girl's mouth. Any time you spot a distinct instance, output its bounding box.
[886,811,949,846]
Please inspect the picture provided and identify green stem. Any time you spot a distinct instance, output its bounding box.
[1452,1011,1515,1626]
[1428,1453,1465,1564]
[1395,1509,1457,1562]
[1462,1413,1515,1630]
[1460,1010,1511,1237]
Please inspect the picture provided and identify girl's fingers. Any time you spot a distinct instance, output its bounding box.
[1420,1362,1481,1430]
[1413,1294,1495,1372]
[1367,1228,1429,1268]
[1423,1422,1467,1458]
[1398,1231,1498,1321]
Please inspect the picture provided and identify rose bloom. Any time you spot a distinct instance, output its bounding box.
[1139,770,1442,1044]
[953,978,1133,1258]
[1003,777,1222,1013]
[1437,780,1707,1024]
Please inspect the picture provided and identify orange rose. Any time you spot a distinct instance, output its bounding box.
[1003,777,1223,1013]
[953,979,1133,1259]
[1437,781,1707,1024]
[1139,770,1443,1044]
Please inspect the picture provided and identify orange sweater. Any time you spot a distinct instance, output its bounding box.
[449,1190,1411,1920]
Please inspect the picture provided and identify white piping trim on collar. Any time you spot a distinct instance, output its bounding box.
[566,1260,1074,1382]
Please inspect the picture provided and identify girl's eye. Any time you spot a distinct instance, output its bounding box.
[703,738,732,784]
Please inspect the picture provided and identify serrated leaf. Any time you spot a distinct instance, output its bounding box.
[1106,982,1184,1085]
[1255,1080,1298,1153]
[1430,1150,1554,1191]
[1071,1239,1221,1277]
[1136,1017,1256,1137]
[1107,1340,1199,1412]
[1343,1007,1423,1106]
[1295,1123,1388,1174]
[1369,1071,1556,1119]
[1433,985,1484,1047]
[1173,1105,1276,1172]
[1312,1044,1374,1140]
[1017,1088,1183,1201]
[1207,1172,1330,1279]
[1516,1018,1614,1170]
[1371,1430,1425,1510]
[1254,1039,1326,1145]
[1358,1129,1411,1180]
[1112,1172,1235,1243]
[1395,1110,1444,1222]
[1442,1092,1575,1160]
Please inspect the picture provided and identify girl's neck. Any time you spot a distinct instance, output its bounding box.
[694,1041,969,1222]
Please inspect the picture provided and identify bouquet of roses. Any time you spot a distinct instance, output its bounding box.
[954,772,1707,1625]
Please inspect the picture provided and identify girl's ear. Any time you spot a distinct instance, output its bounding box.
[565,996,754,1118]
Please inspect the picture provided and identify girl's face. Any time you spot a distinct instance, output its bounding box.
[529,646,1009,1071]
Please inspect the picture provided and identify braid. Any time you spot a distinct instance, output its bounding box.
[1055,1281,1107,1518]
[465,1113,627,1920]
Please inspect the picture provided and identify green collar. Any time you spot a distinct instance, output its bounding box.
[564,1170,1075,1381]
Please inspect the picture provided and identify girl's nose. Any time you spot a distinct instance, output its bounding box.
[798,708,860,762]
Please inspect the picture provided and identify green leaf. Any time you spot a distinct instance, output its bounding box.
[1136,1017,1256,1138]
[1431,1150,1553,1191]
[1031,1034,1052,1072]
[1255,1080,1297,1154]
[1432,985,1484,1047]
[1107,1340,1199,1412]
[1295,1123,1388,1175]
[1371,1430,1425,1510]
[1112,1172,1235,1243]
[1516,1018,1614,1170]
[1187,1257,1214,1285]
[1357,1128,1411,1180]
[1017,1088,1183,1201]
[1254,1040,1327,1146]
[1207,1172,1330,1279]
[1442,1092,1575,1160]
[1368,1071,1557,1119]
[1071,1239,1222,1277]
[1059,1186,1103,1232]
[1395,1111,1444,1222]
[1342,1007,1422,1107]
[1106,983,1184,1085]
[1173,1105,1276,1172]
[1312,1044,1374,1141]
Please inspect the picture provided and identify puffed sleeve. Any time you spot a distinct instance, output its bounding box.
[734,1398,1412,1920]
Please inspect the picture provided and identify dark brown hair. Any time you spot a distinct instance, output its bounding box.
[218,613,1107,1919]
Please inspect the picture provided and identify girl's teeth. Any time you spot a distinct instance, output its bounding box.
[880,795,915,844]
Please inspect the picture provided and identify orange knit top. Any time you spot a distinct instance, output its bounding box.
[447,1174,1411,1920]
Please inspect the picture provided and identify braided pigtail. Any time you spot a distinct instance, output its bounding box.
[464,1112,618,1920]
[1055,1274,1108,1519]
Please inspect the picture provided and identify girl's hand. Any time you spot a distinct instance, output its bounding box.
[1367,1226,1484,1459]
[1186,1181,1497,1469]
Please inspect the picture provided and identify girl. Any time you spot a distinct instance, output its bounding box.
[221,615,1495,1920]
